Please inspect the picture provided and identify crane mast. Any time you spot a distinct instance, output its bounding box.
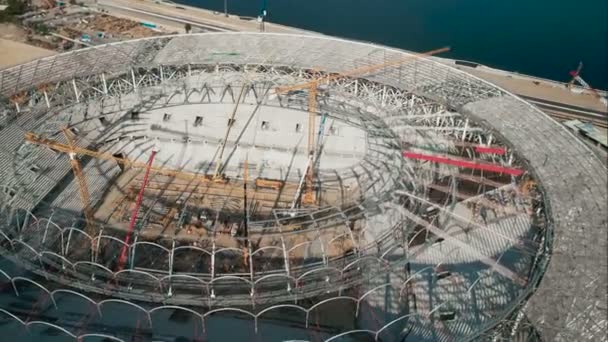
[302,86,318,205]
[61,128,95,233]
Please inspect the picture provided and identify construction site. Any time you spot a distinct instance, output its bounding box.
[0,33,605,341]
[1,1,164,55]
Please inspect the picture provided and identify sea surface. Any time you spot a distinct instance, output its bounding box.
[176,0,608,90]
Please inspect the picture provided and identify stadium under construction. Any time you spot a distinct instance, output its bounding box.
[0,33,605,341]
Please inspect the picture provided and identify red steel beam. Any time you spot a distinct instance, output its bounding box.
[117,150,158,270]
[474,146,506,155]
[403,151,524,176]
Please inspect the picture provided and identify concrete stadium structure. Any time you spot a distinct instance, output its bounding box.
[0,33,605,341]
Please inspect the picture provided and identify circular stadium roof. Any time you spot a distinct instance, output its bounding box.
[0,33,605,342]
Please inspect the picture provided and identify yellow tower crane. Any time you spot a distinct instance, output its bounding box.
[60,127,95,233]
[25,130,232,234]
[24,132,222,184]
[275,46,450,206]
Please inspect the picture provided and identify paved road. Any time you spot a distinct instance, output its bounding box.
[96,0,306,34]
[519,95,607,115]
[520,95,608,127]
[98,1,233,32]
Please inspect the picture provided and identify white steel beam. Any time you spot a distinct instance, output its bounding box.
[71,79,80,103]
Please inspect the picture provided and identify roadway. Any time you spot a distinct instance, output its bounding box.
[97,1,233,33]
[96,0,308,34]
[518,95,608,128]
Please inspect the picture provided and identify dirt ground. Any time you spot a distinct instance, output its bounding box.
[0,23,56,68]
[87,14,160,39]
[0,37,56,69]
[0,22,28,41]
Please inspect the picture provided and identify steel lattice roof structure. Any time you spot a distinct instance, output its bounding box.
[0,33,605,342]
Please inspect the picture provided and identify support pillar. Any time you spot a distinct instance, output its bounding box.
[131,68,138,90]
[72,79,80,103]
[210,241,216,298]
[101,73,108,95]
[461,118,469,141]
[43,91,50,108]
[381,86,387,106]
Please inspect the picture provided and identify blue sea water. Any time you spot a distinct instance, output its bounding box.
[176,0,608,90]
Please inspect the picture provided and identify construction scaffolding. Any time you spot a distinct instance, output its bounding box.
[0,33,604,342]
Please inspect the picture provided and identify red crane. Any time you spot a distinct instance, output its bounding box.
[117,149,158,270]
[567,61,604,100]
[403,151,523,176]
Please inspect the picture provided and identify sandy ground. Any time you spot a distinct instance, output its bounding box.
[0,23,28,41]
[0,23,56,69]
[0,38,57,69]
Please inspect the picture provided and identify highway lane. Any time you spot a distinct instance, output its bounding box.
[518,95,607,116]
[518,95,608,127]
[97,0,235,32]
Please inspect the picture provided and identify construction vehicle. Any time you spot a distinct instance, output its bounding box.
[276,46,450,206]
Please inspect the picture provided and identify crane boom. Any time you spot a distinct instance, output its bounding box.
[291,155,313,210]
[213,84,247,179]
[118,149,157,271]
[24,132,222,184]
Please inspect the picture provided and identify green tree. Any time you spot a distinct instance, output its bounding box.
[0,0,28,22]
[5,0,27,15]
[184,23,192,33]
[31,22,50,35]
